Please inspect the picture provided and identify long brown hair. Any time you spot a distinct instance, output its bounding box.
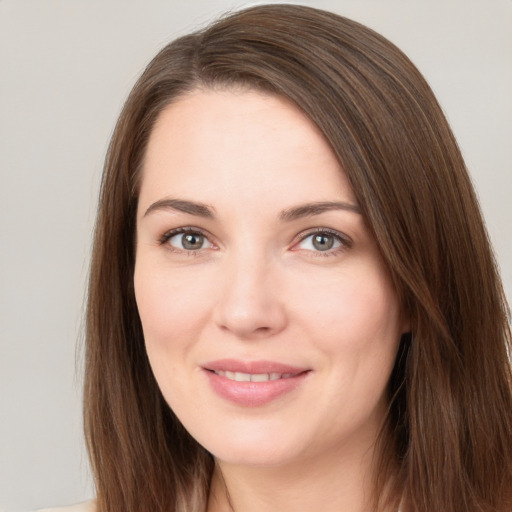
[84,5,512,511]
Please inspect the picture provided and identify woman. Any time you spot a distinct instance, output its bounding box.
[57,4,512,512]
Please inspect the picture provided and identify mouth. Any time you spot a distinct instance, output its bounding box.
[210,370,301,382]
[202,359,310,406]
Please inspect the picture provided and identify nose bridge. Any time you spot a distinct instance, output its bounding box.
[214,243,286,338]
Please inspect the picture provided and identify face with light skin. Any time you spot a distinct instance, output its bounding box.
[134,88,408,477]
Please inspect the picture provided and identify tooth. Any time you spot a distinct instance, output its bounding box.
[251,373,270,382]
[217,371,292,382]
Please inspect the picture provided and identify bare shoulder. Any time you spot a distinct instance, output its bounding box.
[37,500,96,512]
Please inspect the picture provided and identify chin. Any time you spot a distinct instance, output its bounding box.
[194,424,307,468]
[212,445,299,468]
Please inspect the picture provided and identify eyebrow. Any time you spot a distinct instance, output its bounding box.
[144,198,215,218]
[143,198,361,220]
[279,201,361,221]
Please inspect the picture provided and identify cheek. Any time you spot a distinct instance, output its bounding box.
[290,261,403,395]
[339,278,400,340]
[134,263,212,344]
[305,268,402,415]
[297,267,401,340]
[133,262,223,404]
[133,264,207,402]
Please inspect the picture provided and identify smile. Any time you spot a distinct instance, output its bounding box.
[203,359,310,406]
[212,370,297,382]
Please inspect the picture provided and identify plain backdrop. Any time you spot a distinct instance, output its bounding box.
[1,1,511,510]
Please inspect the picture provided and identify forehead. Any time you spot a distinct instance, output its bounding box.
[139,88,356,212]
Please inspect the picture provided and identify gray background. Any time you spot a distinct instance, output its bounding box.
[1,1,511,510]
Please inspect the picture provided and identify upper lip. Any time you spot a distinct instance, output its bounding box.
[203,359,309,375]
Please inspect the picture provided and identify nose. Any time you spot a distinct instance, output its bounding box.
[213,254,288,340]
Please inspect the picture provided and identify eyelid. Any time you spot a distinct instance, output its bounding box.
[291,227,353,253]
[159,226,217,251]
[157,226,351,256]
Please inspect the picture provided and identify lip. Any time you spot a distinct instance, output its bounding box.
[204,358,308,375]
[202,359,310,407]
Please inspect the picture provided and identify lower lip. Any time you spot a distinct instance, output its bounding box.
[204,370,309,407]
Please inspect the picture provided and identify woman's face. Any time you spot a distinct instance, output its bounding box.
[134,89,407,468]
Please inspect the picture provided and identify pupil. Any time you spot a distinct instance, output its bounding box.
[183,234,203,250]
[313,234,333,251]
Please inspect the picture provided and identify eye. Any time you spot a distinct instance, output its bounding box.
[294,229,350,254]
[161,228,215,252]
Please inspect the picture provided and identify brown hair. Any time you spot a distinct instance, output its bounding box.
[84,4,512,511]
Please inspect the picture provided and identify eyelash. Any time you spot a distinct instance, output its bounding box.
[159,227,214,256]
[293,228,352,257]
[158,226,352,256]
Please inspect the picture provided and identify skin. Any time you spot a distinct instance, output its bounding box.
[134,88,408,512]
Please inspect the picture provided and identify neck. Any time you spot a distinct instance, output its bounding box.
[207,435,386,512]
